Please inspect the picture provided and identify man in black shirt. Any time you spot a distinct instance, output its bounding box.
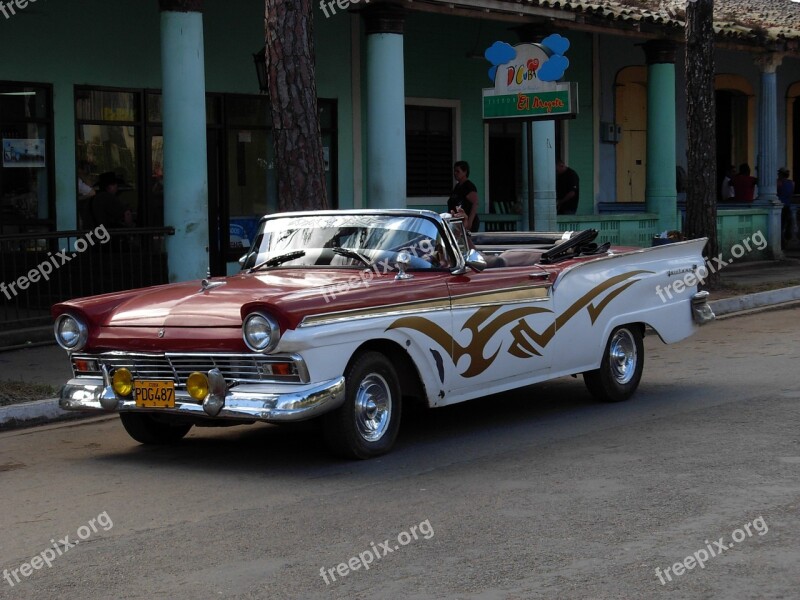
[556,159,579,215]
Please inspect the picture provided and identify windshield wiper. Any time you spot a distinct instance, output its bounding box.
[248,250,306,273]
[332,246,373,268]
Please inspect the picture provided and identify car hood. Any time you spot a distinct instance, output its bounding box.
[99,271,354,327]
[85,269,447,329]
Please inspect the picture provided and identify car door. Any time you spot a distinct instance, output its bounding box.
[443,264,555,399]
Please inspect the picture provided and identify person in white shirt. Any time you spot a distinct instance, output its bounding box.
[77,160,95,200]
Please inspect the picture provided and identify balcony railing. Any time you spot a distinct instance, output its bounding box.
[0,226,174,330]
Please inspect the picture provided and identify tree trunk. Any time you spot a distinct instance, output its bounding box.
[264,0,328,211]
[685,0,719,285]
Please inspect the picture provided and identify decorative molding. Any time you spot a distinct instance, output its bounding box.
[754,52,785,74]
[158,0,202,12]
[642,39,677,64]
[363,3,406,35]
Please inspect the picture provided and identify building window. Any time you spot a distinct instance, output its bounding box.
[0,82,54,233]
[406,104,455,197]
[75,87,142,228]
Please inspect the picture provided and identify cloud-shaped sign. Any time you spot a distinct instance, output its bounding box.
[541,34,570,57]
[485,41,516,83]
[537,55,569,82]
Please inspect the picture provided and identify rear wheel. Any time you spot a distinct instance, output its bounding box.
[119,413,192,445]
[583,325,644,402]
[323,351,401,459]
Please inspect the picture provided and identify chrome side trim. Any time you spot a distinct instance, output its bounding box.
[301,284,553,327]
[300,297,451,327]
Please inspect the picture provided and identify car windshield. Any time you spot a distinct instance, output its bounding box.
[245,214,452,271]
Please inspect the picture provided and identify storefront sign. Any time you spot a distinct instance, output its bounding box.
[482,35,578,121]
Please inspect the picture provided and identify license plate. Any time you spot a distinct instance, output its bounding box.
[134,380,175,408]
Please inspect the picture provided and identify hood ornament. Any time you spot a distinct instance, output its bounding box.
[200,279,226,292]
[158,328,165,338]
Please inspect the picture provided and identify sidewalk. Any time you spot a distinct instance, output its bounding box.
[1,255,798,430]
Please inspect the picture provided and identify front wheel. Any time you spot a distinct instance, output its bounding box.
[323,351,402,459]
[119,413,192,445]
[583,325,644,403]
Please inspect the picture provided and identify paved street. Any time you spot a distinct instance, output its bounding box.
[1,309,799,599]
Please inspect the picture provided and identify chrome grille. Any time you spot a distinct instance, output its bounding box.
[71,352,307,384]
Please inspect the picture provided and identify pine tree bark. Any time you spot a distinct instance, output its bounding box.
[264,0,329,211]
[684,0,719,285]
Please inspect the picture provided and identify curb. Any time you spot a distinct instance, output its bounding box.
[708,285,800,316]
[0,397,92,430]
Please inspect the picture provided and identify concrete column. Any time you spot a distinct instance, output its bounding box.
[533,120,557,231]
[643,41,677,233]
[160,4,209,282]
[755,53,784,205]
[754,52,785,258]
[364,4,406,209]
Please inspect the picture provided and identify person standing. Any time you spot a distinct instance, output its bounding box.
[87,171,131,230]
[732,163,758,202]
[556,159,579,215]
[447,161,480,233]
[778,167,795,247]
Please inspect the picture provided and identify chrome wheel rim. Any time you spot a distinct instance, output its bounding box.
[609,329,637,384]
[354,373,392,442]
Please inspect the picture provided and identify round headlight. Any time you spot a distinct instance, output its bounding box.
[54,314,88,351]
[112,368,133,397]
[243,312,280,353]
[186,372,209,401]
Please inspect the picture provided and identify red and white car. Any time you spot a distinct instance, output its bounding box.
[55,210,713,458]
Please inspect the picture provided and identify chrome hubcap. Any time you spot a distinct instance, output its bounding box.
[355,373,392,442]
[609,329,637,384]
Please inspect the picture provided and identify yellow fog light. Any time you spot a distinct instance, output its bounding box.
[186,372,209,401]
[112,368,133,397]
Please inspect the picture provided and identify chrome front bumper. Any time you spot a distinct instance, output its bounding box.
[59,376,346,423]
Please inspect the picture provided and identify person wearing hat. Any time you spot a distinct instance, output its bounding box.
[83,171,130,230]
[778,167,795,248]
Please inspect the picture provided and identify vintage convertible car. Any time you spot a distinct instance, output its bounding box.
[54,210,714,458]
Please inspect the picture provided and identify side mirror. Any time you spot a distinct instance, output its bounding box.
[465,249,487,272]
[451,249,487,275]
